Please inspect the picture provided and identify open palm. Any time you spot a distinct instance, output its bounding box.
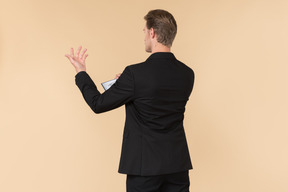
[65,46,88,73]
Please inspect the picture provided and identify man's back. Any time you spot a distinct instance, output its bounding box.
[131,52,194,132]
[118,52,195,176]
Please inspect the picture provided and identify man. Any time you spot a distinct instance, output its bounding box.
[65,9,195,192]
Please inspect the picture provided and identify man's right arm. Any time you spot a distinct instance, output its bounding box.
[75,66,134,114]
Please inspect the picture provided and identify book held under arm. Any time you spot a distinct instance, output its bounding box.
[101,79,117,91]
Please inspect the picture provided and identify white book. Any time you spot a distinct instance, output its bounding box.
[101,79,117,91]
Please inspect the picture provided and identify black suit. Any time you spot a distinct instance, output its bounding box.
[75,52,195,177]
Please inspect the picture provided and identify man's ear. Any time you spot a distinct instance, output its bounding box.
[150,28,156,39]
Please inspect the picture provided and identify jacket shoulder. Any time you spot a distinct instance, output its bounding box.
[125,62,146,73]
[126,62,145,68]
[177,60,194,74]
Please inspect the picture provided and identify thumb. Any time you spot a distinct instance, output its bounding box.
[65,54,76,65]
[116,73,122,78]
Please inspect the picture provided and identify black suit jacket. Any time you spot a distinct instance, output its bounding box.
[75,52,195,176]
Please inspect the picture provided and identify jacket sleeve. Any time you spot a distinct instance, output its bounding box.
[75,66,134,114]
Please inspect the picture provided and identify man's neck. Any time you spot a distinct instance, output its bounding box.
[151,43,171,53]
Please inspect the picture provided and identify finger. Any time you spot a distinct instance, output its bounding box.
[65,54,71,59]
[70,48,74,57]
[83,54,88,61]
[76,46,82,58]
[80,48,87,59]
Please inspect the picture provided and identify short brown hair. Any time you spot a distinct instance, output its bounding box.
[144,9,177,47]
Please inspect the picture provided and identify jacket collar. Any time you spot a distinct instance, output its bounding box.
[146,52,176,61]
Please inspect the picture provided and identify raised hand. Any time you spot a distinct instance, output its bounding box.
[65,46,88,73]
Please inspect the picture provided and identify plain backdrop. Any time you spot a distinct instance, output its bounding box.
[0,0,287,192]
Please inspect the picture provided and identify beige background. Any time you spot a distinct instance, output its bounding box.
[0,0,287,191]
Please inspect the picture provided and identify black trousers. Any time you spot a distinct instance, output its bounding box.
[126,170,190,192]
